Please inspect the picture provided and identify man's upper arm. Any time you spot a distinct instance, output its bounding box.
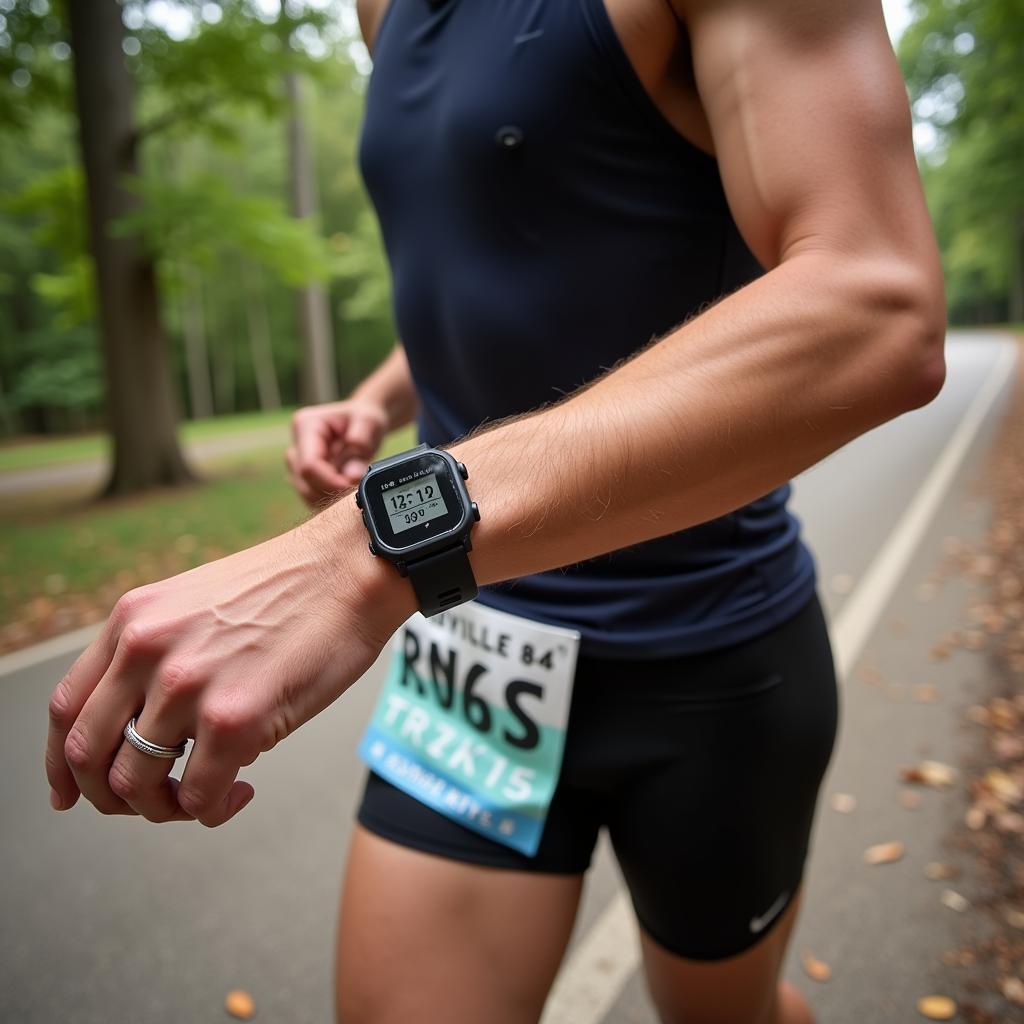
[356,0,388,55]
[677,0,941,289]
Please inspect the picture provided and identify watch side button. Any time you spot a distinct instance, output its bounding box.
[471,502,480,522]
[355,491,363,509]
[458,462,469,480]
[368,540,379,557]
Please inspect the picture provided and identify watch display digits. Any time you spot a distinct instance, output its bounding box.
[356,444,481,616]
[386,472,448,534]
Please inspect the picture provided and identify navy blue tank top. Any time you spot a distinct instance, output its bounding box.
[359,0,817,658]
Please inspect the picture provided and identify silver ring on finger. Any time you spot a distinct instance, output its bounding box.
[123,717,187,759]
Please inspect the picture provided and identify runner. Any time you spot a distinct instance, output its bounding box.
[45,1,946,1022]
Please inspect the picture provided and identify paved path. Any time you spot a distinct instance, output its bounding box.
[593,332,1018,1022]
[0,424,289,499]
[0,331,1016,1023]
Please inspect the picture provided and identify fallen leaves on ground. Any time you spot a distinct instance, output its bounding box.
[0,457,306,655]
[863,840,905,865]
[830,792,857,813]
[925,862,961,881]
[853,347,1024,1020]
[941,889,970,913]
[931,342,1024,1021]
[801,950,831,982]
[965,805,987,831]
[225,989,256,1020]
[980,768,1023,804]
[962,760,1024,833]
[917,994,957,1020]
[1001,976,1024,1006]
[901,760,957,788]
[1004,907,1024,929]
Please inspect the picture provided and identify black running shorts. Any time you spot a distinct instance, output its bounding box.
[357,593,839,961]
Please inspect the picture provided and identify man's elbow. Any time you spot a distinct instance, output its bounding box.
[863,265,947,415]
[896,285,947,413]
[891,290,946,412]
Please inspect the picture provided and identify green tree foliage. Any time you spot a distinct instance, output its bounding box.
[123,174,341,287]
[0,89,83,433]
[7,164,93,323]
[0,0,67,128]
[0,0,393,439]
[899,0,1024,323]
[8,324,102,430]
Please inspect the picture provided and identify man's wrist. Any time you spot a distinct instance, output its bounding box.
[347,387,395,433]
[302,494,417,640]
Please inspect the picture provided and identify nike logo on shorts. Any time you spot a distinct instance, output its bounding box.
[749,891,790,934]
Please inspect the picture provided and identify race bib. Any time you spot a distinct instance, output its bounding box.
[358,601,580,856]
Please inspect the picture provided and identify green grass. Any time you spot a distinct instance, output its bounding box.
[0,407,297,474]
[0,423,416,652]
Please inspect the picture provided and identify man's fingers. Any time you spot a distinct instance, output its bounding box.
[293,412,350,494]
[284,446,318,505]
[340,457,370,483]
[345,409,386,454]
[178,766,254,828]
[107,702,195,824]
[45,627,119,811]
[288,403,386,496]
[108,755,194,823]
[334,409,385,486]
[65,647,152,816]
[176,708,255,827]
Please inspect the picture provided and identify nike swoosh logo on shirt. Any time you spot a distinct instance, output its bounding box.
[749,891,790,934]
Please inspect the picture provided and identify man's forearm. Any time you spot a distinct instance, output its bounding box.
[350,343,418,430]
[327,253,943,611]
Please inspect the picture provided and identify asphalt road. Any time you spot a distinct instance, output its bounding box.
[0,331,1016,1024]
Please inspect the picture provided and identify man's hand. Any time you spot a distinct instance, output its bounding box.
[44,517,411,827]
[286,399,389,508]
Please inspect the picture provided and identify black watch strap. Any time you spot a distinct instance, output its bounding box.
[406,544,478,617]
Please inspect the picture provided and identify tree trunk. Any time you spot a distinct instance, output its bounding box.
[285,70,337,405]
[242,263,282,411]
[0,365,17,437]
[182,264,214,420]
[66,0,194,495]
[213,320,235,415]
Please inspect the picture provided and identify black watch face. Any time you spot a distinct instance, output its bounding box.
[365,452,467,553]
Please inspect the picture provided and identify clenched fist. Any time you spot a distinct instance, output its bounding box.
[286,400,389,507]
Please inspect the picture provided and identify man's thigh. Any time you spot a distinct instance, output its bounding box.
[335,826,584,1024]
[640,886,809,1024]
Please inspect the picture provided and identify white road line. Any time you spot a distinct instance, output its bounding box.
[540,338,1017,1024]
[830,339,1016,678]
[540,892,641,1024]
[0,623,102,680]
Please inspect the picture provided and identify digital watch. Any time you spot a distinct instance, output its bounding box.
[356,444,481,617]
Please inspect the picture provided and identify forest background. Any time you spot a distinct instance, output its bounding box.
[0,0,1020,465]
[0,0,1020,649]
